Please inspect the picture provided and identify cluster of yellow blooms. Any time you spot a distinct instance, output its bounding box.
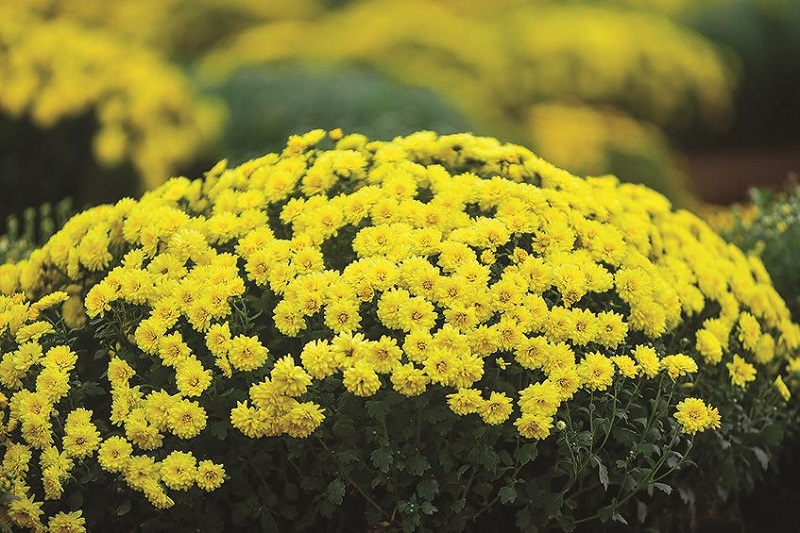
[0,4,225,191]
[1,130,798,529]
[201,1,735,130]
[15,0,325,55]
[524,103,692,205]
[198,0,735,194]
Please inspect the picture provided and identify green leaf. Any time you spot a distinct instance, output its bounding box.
[612,512,628,525]
[370,447,393,473]
[116,499,132,516]
[417,479,439,501]
[514,442,538,465]
[366,400,390,420]
[652,482,672,495]
[515,508,531,530]
[420,502,437,515]
[593,456,609,491]
[499,486,517,505]
[544,491,564,514]
[325,479,346,506]
[498,449,514,467]
[450,499,466,514]
[210,421,228,440]
[598,504,614,522]
[751,447,769,470]
[637,500,647,523]
[332,416,356,441]
[406,454,431,476]
[477,447,500,471]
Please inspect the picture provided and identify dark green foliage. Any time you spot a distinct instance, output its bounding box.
[213,64,473,164]
[1,198,73,264]
[0,113,138,225]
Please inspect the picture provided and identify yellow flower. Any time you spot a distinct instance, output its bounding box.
[737,312,762,352]
[6,494,44,529]
[594,311,628,349]
[548,366,581,401]
[726,354,757,388]
[775,376,791,402]
[2,442,32,478]
[300,340,339,379]
[479,392,513,425]
[632,345,660,378]
[62,422,101,459]
[674,397,719,435]
[281,401,325,438]
[541,342,577,376]
[611,356,639,379]
[31,291,69,313]
[142,479,175,510]
[134,318,168,355]
[423,349,458,386]
[515,413,554,440]
[342,360,382,397]
[695,329,723,365]
[196,460,226,491]
[660,354,698,381]
[614,267,650,304]
[228,334,269,372]
[577,352,615,392]
[97,436,133,473]
[107,357,136,386]
[446,388,484,416]
[365,336,403,374]
[48,510,86,533]
[273,299,307,336]
[21,412,54,449]
[15,321,54,344]
[124,409,164,451]
[396,296,438,332]
[270,355,312,397]
[175,357,213,397]
[754,334,776,364]
[83,282,117,318]
[553,263,587,307]
[205,322,232,356]
[390,363,429,397]
[36,367,70,402]
[158,332,191,367]
[168,400,207,439]
[124,454,160,491]
[43,346,78,373]
[569,308,598,346]
[518,381,561,417]
[230,400,270,438]
[160,451,197,491]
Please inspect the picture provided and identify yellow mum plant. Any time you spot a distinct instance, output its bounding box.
[0,5,225,192]
[0,131,797,530]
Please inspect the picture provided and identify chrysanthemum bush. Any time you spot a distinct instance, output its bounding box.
[0,131,798,531]
[721,185,800,323]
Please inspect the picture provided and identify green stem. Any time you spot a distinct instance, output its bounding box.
[316,437,391,519]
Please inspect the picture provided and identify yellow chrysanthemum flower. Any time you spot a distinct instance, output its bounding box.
[726,354,757,388]
[674,397,719,435]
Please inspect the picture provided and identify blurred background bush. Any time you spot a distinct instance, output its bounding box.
[2,0,799,225]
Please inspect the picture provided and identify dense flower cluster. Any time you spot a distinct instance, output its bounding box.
[194,0,738,202]
[524,103,691,205]
[15,0,322,54]
[0,130,798,529]
[201,1,734,130]
[0,4,225,190]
